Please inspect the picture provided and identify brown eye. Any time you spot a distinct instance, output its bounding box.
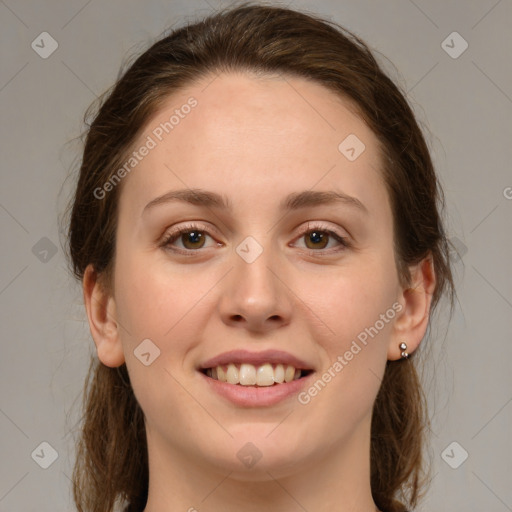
[304,230,329,249]
[161,223,218,253]
[295,225,349,252]
[180,230,206,250]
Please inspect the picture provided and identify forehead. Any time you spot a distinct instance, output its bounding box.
[118,71,387,218]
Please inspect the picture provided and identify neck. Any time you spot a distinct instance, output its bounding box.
[142,415,379,512]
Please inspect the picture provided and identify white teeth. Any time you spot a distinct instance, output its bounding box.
[274,363,285,383]
[239,363,257,385]
[256,363,274,386]
[207,363,306,386]
[284,365,295,383]
[217,365,227,382]
[226,363,239,384]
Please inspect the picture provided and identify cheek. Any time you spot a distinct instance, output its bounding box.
[306,261,398,351]
[295,269,397,433]
[113,253,203,422]
[114,247,197,341]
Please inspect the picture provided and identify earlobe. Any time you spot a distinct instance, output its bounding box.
[388,256,436,360]
[82,264,125,368]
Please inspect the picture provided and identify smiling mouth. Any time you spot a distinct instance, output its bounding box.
[200,363,314,387]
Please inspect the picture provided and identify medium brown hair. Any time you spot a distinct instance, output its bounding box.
[64,3,455,511]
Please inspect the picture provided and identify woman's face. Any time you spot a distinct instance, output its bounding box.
[101,72,412,479]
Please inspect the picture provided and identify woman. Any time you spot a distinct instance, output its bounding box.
[65,3,454,511]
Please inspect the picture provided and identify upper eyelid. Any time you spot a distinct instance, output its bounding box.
[162,221,348,247]
[164,221,346,236]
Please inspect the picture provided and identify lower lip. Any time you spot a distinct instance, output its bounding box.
[199,371,315,407]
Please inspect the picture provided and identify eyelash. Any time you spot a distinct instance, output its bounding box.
[159,222,351,256]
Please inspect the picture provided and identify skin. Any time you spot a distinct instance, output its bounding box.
[83,71,435,512]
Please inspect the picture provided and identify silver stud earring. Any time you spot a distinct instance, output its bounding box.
[399,342,409,359]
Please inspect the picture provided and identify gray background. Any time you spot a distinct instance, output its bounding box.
[1,0,511,510]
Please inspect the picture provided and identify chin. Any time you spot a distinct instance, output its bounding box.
[202,434,313,480]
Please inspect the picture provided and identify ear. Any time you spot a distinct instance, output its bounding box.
[388,255,436,360]
[82,263,125,367]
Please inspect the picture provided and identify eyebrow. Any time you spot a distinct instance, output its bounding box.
[142,188,368,215]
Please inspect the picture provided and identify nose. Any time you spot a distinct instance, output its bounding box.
[217,239,293,333]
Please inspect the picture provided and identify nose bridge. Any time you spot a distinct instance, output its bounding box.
[234,233,281,305]
[218,233,291,329]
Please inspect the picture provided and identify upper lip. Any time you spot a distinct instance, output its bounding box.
[199,349,315,371]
